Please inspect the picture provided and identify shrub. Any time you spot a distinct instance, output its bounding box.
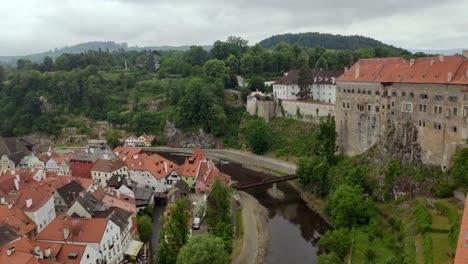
[413,201,432,234]
[423,233,433,264]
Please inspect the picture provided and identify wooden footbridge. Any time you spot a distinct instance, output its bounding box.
[235,174,298,190]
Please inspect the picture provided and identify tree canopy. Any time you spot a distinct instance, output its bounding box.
[176,234,230,264]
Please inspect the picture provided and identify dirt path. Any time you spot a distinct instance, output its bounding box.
[235,192,269,264]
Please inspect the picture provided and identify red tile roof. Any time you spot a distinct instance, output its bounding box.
[35,213,109,243]
[337,55,468,85]
[92,158,126,173]
[0,205,37,236]
[180,147,207,178]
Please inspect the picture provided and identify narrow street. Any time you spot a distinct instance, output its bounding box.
[151,199,167,258]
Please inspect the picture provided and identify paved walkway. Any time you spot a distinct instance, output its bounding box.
[235,192,259,264]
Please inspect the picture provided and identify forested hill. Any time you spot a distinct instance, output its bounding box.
[259,32,407,52]
[0,41,128,65]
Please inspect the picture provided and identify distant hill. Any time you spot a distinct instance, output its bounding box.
[258,32,407,53]
[0,41,129,65]
[408,48,466,55]
[0,41,213,66]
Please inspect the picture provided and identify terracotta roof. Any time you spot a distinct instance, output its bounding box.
[55,244,87,264]
[455,195,468,263]
[113,146,141,158]
[35,213,109,243]
[51,152,75,165]
[337,55,468,85]
[140,134,155,142]
[274,69,343,85]
[180,147,206,178]
[0,223,21,247]
[91,187,137,214]
[2,238,87,264]
[0,246,40,264]
[92,158,126,173]
[0,205,37,236]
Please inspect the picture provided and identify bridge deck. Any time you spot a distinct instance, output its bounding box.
[236,174,298,190]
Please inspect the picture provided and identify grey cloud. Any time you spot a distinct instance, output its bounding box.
[0,0,466,55]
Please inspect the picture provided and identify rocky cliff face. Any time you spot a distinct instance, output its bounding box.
[164,121,217,148]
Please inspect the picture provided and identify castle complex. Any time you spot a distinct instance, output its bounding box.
[336,53,468,168]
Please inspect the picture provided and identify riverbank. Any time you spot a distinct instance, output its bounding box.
[151,146,333,228]
[234,191,270,264]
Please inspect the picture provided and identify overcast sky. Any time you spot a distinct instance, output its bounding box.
[1,0,467,56]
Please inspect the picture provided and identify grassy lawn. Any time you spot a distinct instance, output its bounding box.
[351,227,395,263]
[429,209,450,231]
[431,232,451,264]
[415,234,424,264]
[231,208,244,261]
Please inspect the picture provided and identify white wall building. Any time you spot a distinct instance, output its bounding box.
[35,215,124,264]
[273,69,343,104]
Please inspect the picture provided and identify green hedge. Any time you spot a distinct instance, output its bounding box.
[434,201,460,249]
[414,201,432,234]
[423,233,433,264]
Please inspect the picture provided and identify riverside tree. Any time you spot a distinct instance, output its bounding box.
[176,234,230,264]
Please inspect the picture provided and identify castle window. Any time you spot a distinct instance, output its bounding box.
[392,101,395,107]
[376,91,380,96]
[419,104,423,112]
[453,126,457,132]
[423,121,426,127]
[357,89,361,94]
[401,91,406,96]
[418,120,422,126]
[392,91,397,96]
[453,108,457,116]
[410,92,414,97]
[423,105,427,112]
[368,105,371,111]
[434,94,444,101]
[375,106,380,112]
[367,90,371,95]
[439,106,443,114]
[402,103,412,112]
[448,95,458,102]
[434,106,438,114]
[420,93,428,99]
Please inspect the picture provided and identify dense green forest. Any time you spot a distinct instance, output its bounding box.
[0,35,426,141]
[259,32,408,52]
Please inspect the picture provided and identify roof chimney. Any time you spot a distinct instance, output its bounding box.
[34,245,40,254]
[344,66,348,73]
[355,64,360,79]
[26,198,33,208]
[430,59,435,66]
[462,50,468,58]
[466,68,468,78]
[7,203,13,209]
[44,247,51,257]
[1,197,5,204]
[448,72,453,82]
[410,59,415,67]
[14,179,20,190]
[133,154,138,160]
[63,227,70,240]
[6,247,15,256]
[439,54,444,62]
